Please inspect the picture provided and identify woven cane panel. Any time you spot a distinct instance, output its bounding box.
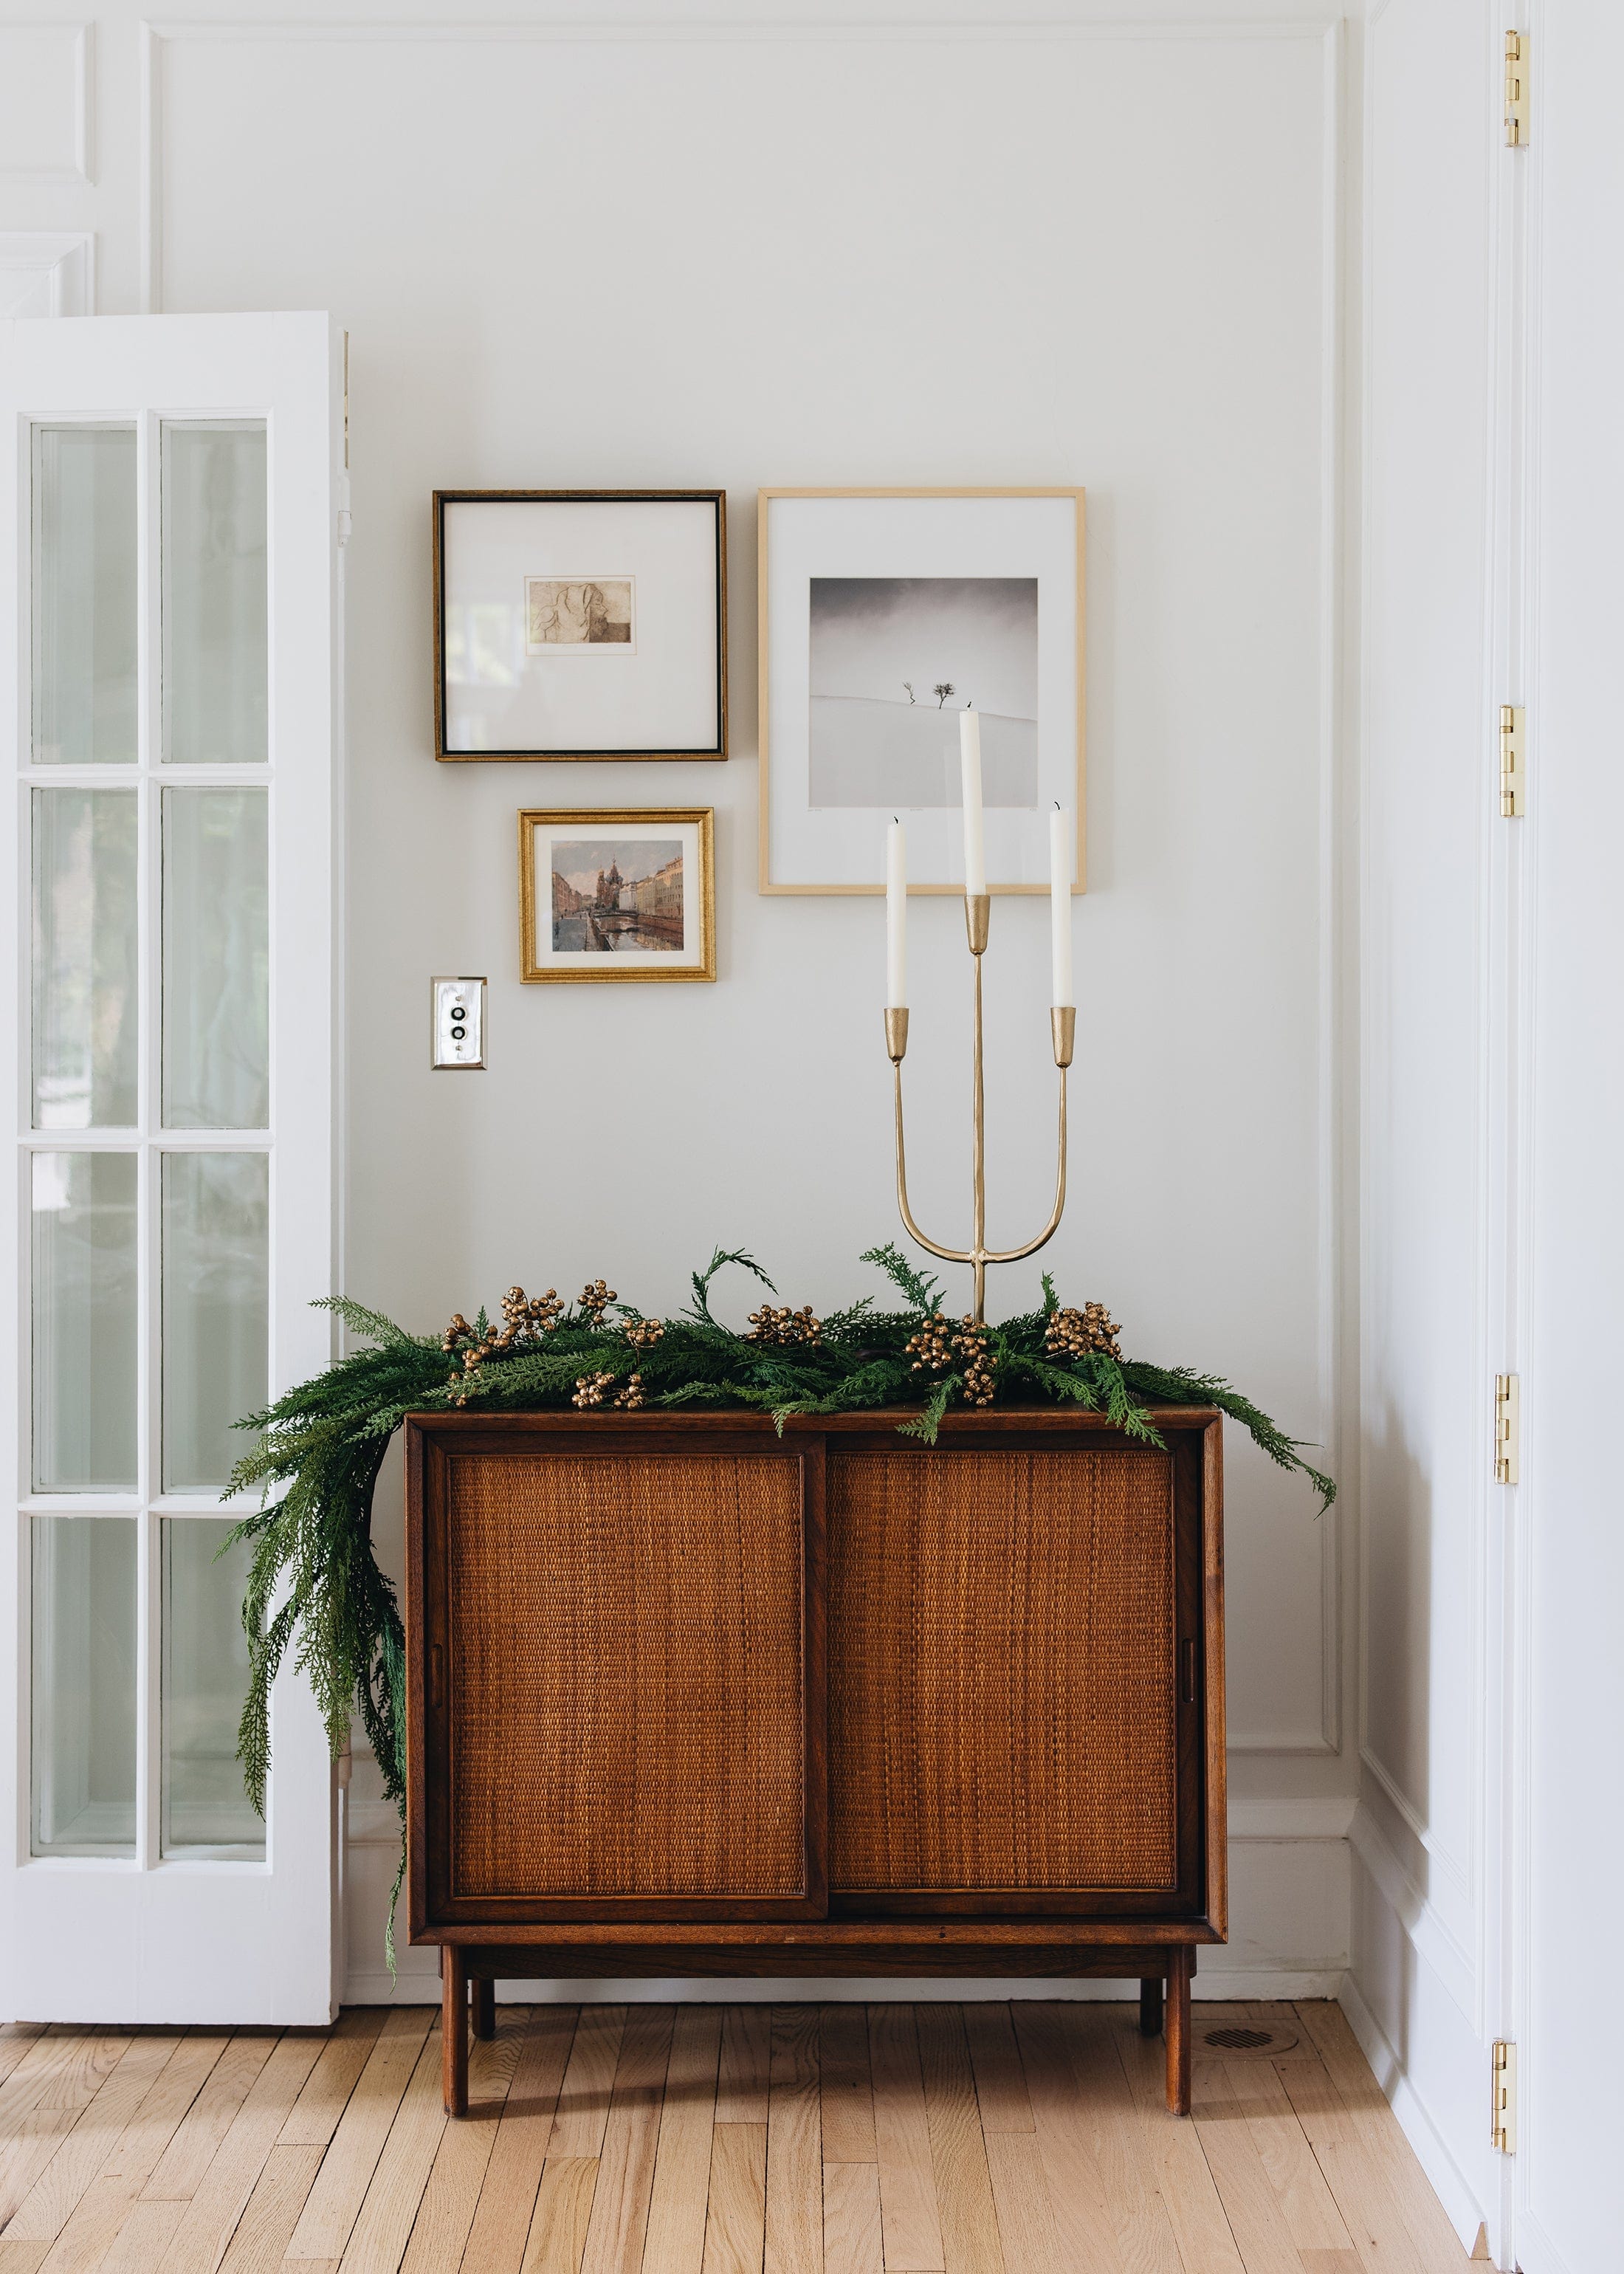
[828,1448,1177,1892]
[444,1452,805,1898]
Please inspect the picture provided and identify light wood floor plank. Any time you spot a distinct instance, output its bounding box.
[579,2006,673,2274]
[867,2005,941,2274]
[700,2124,765,2274]
[641,2006,721,2274]
[763,2010,819,2274]
[715,2013,770,2132]
[469,2006,581,2274]
[333,2030,446,2274]
[981,2134,1062,2274]
[215,2142,323,2274]
[1273,2055,1456,2274]
[1,2034,184,2244]
[99,2039,232,2187]
[958,2010,1031,2140]
[1216,2055,1355,2253]
[548,2011,626,2165]
[0,2242,49,2273]
[1293,2007,1469,2271]
[817,2011,875,2168]
[96,2196,185,2274]
[141,2038,277,2205]
[0,2035,117,2143]
[1109,2020,1245,2274]
[278,2018,388,2152]
[283,2011,433,2263]
[396,2013,525,2274]
[1008,2003,1124,2274]
[0,2043,49,2101]
[159,2032,324,2274]
[822,2165,881,2274]
[913,2006,1004,2274]
[0,2034,134,2231]
[1298,2253,1363,2274]
[1059,2007,1184,2274]
[522,2158,598,2274]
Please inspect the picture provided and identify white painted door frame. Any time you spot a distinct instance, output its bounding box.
[0,312,345,2024]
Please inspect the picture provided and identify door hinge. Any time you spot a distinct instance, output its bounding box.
[1494,1373,1520,1485]
[1499,705,1525,817]
[1504,31,1528,145]
[1491,2038,1518,2153]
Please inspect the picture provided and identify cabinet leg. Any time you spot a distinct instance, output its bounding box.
[441,1946,468,2116]
[1165,1947,1192,2117]
[1139,1976,1164,2037]
[472,1976,495,2041]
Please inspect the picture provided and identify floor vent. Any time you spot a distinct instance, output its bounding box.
[1203,2025,1293,2053]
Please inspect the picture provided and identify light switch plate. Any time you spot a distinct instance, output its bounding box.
[431,977,486,1069]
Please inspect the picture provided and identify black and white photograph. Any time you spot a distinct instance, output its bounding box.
[808,575,1039,809]
[758,488,1084,893]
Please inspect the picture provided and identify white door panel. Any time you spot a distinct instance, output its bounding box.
[0,312,342,2024]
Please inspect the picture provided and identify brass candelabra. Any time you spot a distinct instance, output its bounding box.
[885,893,1074,1325]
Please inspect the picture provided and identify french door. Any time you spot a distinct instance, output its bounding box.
[0,314,343,2023]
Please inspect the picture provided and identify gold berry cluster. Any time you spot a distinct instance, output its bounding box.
[1045,1301,1122,1362]
[746,1304,823,1347]
[624,1317,665,1350]
[578,1279,617,1325]
[904,1312,954,1373]
[954,1317,997,1406]
[571,1370,615,1408]
[904,1311,996,1406]
[613,1373,646,1409]
[443,1284,565,1397]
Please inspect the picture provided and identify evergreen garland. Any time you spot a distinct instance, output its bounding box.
[224,1245,1333,1963]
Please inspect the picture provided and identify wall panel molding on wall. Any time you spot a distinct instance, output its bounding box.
[0,22,94,186]
[0,232,94,317]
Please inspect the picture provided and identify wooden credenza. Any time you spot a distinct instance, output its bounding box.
[404,1408,1225,2116]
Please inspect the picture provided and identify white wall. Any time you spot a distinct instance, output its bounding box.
[2,1,1360,2007]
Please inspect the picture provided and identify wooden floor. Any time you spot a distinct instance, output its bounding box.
[0,1999,1475,2274]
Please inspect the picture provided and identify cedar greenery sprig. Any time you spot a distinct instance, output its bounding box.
[224,1245,1334,1965]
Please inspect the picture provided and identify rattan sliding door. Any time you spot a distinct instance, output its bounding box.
[826,1439,1205,1916]
[410,1430,826,1926]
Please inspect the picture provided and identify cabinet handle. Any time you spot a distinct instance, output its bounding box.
[430,1643,444,1709]
[1180,1638,1197,1706]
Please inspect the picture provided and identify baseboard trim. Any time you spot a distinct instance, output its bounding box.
[1339,1970,1486,2256]
[343,1963,1350,2005]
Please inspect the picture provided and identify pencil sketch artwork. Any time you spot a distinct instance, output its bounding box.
[551,838,684,953]
[808,577,1039,808]
[525,577,636,653]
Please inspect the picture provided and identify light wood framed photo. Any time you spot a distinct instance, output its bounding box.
[758,487,1084,893]
[519,808,716,983]
[435,490,727,760]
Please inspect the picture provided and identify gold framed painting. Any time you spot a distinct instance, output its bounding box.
[757,487,1085,894]
[519,808,716,983]
[434,490,728,760]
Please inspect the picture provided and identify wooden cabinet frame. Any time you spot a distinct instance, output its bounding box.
[405,1407,1226,2118]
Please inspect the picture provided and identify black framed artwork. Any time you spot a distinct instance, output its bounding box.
[433,489,727,761]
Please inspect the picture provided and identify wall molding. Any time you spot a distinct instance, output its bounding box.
[0,22,94,187]
[0,233,94,318]
[1349,1796,1474,2020]
[1340,1965,1485,2256]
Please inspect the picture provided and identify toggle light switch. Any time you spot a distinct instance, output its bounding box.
[431,977,486,1070]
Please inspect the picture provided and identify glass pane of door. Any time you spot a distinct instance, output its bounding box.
[161,1152,269,1491]
[32,788,140,1130]
[162,1519,265,1856]
[162,788,269,1129]
[31,1516,137,1856]
[161,422,268,765]
[31,1151,139,1492]
[30,425,138,765]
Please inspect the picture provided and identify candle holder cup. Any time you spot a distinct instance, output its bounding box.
[887,893,1071,1324]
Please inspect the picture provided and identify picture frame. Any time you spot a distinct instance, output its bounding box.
[434,490,728,760]
[518,808,716,984]
[757,487,1085,894]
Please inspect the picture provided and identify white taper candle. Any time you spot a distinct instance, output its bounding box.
[886,817,906,1007]
[1049,804,1073,1007]
[959,708,987,896]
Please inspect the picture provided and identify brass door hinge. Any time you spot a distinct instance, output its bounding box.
[1491,2038,1517,2153]
[1505,31,1529,145]
[1499,705,1525,817]
[1495,1373,1520,1485]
